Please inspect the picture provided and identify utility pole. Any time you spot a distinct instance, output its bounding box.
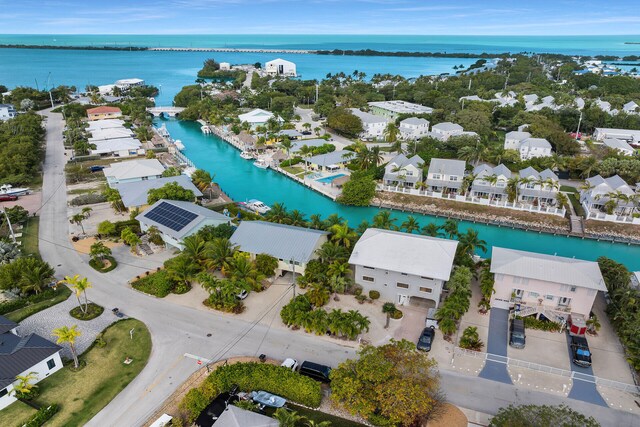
[315,84,319,103]
[1,207,16,243]
[575,111,583,140]
[49,90,55,108]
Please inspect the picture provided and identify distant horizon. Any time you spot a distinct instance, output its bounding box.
[1,33,640,37]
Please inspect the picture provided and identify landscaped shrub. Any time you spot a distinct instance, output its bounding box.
[459,326,484,351]
[0,287,62,315]
[255,253,278,277]
[131,270,175,297]
[180,388,213,422]
[70,193,107,206]
[522,316,561,332]
[390,309,403,319]
[368,290,380,300]
[70,302,104,321]
[280,157,302,167]
[21,404,59,427]
[114,219,141,235]
[89,255,117,273]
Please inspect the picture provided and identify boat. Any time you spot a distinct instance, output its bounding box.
[253,158,269,169]
[239,151,254,160]
[251,390,286,408]
[246,199,271,214]
[174,139,186,151]
[0,184,30,196]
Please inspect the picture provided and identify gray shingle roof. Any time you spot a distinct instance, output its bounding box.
[505,131,531,141]
[400,117,429,126]
[229,221,328,264]
[137,200,230,240]
[490,247,606,291]
[520,137,551,149]
[0,332,61,389]
[432,122,463,132]
[428,158,466,176]
[115,175,203,208]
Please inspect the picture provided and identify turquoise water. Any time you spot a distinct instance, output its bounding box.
[316,174,347,184]
[160,118,640,270]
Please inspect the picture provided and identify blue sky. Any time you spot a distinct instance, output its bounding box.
[1,0,639,35]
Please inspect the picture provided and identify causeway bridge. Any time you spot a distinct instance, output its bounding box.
[149,47,313,54]
[147,106,185,117]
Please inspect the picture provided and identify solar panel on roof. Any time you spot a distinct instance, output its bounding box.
[143,201,198,232]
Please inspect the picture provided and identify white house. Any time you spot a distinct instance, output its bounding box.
[87,119,126,131]
[383,154,423,187]
[115,175,203,211]
[219,62,231,71]
[0,315,63,410]
[602,138,636,156]
[490,247,606,319]
[471,164,511,200]
[399,117,430,140]
[368,100,433,120]
[429,122,478,141]
[306,150,352,171]
[265,59,297,77]
[425,158,466,194]
[115,78,145,90]
[238,109,281,129]
[103,158,165,187]
[580,174,636,215]
[136,200,230,250]
[91,138,144,158]
[503,131,531,150]
[349,229,458,308]
[593,127,640,144]
[0,104,17,121]
[518,137,552,160]
[349,108,390,140]
[517,167,560,206]
[623,101,639,114]
[229,221,328,275]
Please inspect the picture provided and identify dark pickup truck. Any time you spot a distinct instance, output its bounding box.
[570,335,592,368]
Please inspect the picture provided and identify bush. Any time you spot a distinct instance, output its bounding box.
[131,270,175,297]
[459,326,484,351]
[89,255,117,273]
[21,404,59,427]
[0,288,63,315]
[69,302,104,320]
[390,309,403,320]
[336,171,376,206]
[368,290,380,300]
[255,253,279,277]
[180,388,212,422]
[353,287,363,296]
[69,193,107,206]
[114,219,141,234]
[97,220,116,236]
[522,316,561,332]
[280,157,302,167]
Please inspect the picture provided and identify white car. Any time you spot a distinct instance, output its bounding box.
[281,358,298,371]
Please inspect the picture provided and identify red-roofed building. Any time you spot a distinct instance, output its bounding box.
[87,106,122,121]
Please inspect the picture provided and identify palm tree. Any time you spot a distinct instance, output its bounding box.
[121,228,141,254]
[265,202,289,224]
[579,156,597,178]
[315,242,349,264]
[205,238,238,273]
[355,219,370,235]
[229,254,265,291]
[70,213,86,234]
[442,219,459,239]
[63,274,92,314]
[181,234,208,267]
[89,241,111,262]
[329,222,357,247]
[52,325,82,369]
[401,215,420,233]
[165,255,199,287]
[458,229,487,256]
[298,145,314,172]
[556,192,569,209]
[324,213,345,228]
[302,122,312,132]
[421,223,443,237]
[372,211,397,230]
[81,207,93,218]
[369,145,383,167]
[288,209,307,227]
[461,173,476,196]
[20,262,55,295]
[280,136,293,161]
[384,122,400,143]
[457,144,487,166]
[309,214,325,230]
[390,139,404,155]
[484,174,498,202]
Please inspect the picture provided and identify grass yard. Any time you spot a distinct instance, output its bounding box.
[567,193,585,217]
[20,216,40,258]
[283,166,305,176]
[0,319,152,427]
[560,185,578,193]
[4,286,72,323]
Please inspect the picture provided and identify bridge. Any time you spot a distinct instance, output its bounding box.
[149,47,313,54]
[146,106,185,117]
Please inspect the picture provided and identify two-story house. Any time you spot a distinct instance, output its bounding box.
[0,104,17,121]
[399,117,430,140]
[103,159,165,188]
[490,247,606,320]
[349,108,390,140]
[383,154,423,188]
[425,158,466,194]
[471,164,511,201]
[518,137,553,160]
[580,174,636,215]
[349,229,458,308]
[518,167,560,206]
[429,122,463,141]
[503,131,531,150]
[602,138,636,156]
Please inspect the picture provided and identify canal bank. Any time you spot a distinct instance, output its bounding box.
[156,118,640,270]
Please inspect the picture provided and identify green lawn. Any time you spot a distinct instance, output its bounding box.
[567,193,585,217]
[4,286,72,323]
[560,185,578,193]
[20,216,40,258]
[0,319,152,427]
[283,166,305,176]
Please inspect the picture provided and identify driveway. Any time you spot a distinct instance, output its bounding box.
[565,333,607,406]
[478,308,512,384]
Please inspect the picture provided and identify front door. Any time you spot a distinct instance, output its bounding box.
[397,294,408,306]
[559,296,571,306]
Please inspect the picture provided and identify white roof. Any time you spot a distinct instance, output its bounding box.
[266,58,295,66]
[432,122,463,132]
[603,138,635,153]
[520,137,551,149]
[368,100,433,114]
[238,108,275,124]
[400,117,429,126]
[103,159,165,180]
[214,405,278,427]
[490,247,606,291]
[89,127,134,141]
[349,108,390,124]
[505,131,531,141]
[115,78,144,85]
[87,119,125,130]
[307,150,352,166]
[91,138,142,155]
[349,229,458,281]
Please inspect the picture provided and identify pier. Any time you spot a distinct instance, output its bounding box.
[148,47,314,54]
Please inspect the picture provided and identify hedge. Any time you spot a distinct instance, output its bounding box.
[131,270,174,297]
[280,157,302,167]
[114,219,141,235]
[89,255,118,273]
[70,193,107,206]
[0,288,62,315]
[19,404,59,427]
[522,316,561,332]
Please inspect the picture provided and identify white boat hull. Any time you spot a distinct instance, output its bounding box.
[253,161,269,169]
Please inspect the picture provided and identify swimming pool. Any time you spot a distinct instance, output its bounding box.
[316,174,347,184]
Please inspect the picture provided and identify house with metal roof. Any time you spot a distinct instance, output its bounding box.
[89,127,135,141]
[114,175,203,211]
[368,100,433,120]
[471,164,512,201]
[136,200,230,250]
[103,159,165,187]
[593,127,640,143]
[349,108,390,140]
[579,174,637,215]
[517,167,560,206]
[623,101,639,115]
[490,247,606,318]
[238,109,281,129]
[503,131,531,150]
[265,58,297,77]
[229,221,328,275]
[0,315,63,410]
[383,154,423,187]
[349,229,458,308]
[0,104,17,121]
[518,137,552,160]
[425,158,466,194]
[87,118,125,131]
[212,404,279,427]
[306,150,353,171]
[91,137,144,158]
[602,138,636,156]
[399,117,430,140]
[290,138,329,154]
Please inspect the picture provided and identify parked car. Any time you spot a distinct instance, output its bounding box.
[509,318,526,349]
[570,335,592,368]
[298,361,331,383]
[281,358,298,371]
[0,194,18,201]
[89,165,105,172]
[301,131,312,135]
[425,308,438,329]
[416,326,435,352]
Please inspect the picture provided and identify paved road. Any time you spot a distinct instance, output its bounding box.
[565,333,607,406]
[36,109,639,426]
[478,308,512,384]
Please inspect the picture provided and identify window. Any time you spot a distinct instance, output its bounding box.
[570,286,577,293]
[545,294,555,301]
[526,182,535,189]
[559,297,571,306]
[528,292,539,298]
[47,358,56,370]
[401,273,408,276]
[432,173,441,180]
[362,276,374,282]
[396,282,409,289]
[0,388,7,398]
[419,287,432,293]
[420,276,432,280]
[406,171,413,176]
[513,289,524,298]
[449,176,458,181]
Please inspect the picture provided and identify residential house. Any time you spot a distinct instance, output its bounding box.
[602,138,636,156]
[429,122,478,141]
[114,175,203,211]
[383,154,423,188]
[238,109,281,129]
[349,108,390,140]
[91,138,144,158]
[0,315,63,410]
[86,106,122,121]
[399,117,430,140]
[219,62,231,71]
[0,104,17,121]
[580,174,636,215]
[103,158,165,187]
[517,167,560,206]
[136,199,230,250]
[471,164,511,201]
[115,78,145,90]
[306,150,352,171]
[89,127,134,141]
[425,158,466,194]
[518,137,552,160]
[593,127,640,144]
[503,131,531,150]
[348,229,458,308]
[229,221,328,275]
[289,138,329,154]
[87,119,125,131]
[490,247,606,319]
[623,101,639,114]
[212,405,279,427]
[367,100,433,120]
[265,58,297,77]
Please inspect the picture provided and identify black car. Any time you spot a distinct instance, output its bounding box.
[509,318,526,349]
[298,361,332,383]
[417,327,435,352]
[570,335,592,368]
[89,165,105,172]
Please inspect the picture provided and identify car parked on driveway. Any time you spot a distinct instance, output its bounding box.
[570,335,592,368]
[298,361,331,383]
[0,194,18,201]
[417,326,435,352]
[281,358,298,371]
[509,318,526,349]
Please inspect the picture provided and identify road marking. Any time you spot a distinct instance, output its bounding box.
[141,354,185,397]
[184,353,212,364]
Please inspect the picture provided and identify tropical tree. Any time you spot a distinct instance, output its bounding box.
[288,209,307,227]
[205,237,238,273]
[401,215,420,233]
[70,213,86,234]
[372,211,398,230]
[556,191,568,209]
[442,219,459,239]
[306,283,330,307]
[280,136,293,161]
[459,326,484,351]
[298,145,314,172]
[89,241,111,261]
[390,139,404,155]
[103,187,125,212]
[421,223,443,238]
[52,325,82,369]
[121,227,141,254]
[19,261,55,295]
[12,372,39,399]
[324,213,345,228]
[316,242,349,264]
[164,255,199,290]
[457,229,487,256]
[329,222,357,248]
[181,234,208,267]
[81,207,93,218]
[255,253,279,277]
[265,202,290,224]
[63,274,92,314]
[309,214,325,230]
[273,408,305,427]
[384,122,400,143]
[228,252,265,291]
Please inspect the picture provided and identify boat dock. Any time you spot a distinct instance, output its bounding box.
[149,47,314,54]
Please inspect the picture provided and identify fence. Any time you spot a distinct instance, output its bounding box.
[583,204,640,225]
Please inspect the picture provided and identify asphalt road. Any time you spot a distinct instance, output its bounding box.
[36,109,639,426]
